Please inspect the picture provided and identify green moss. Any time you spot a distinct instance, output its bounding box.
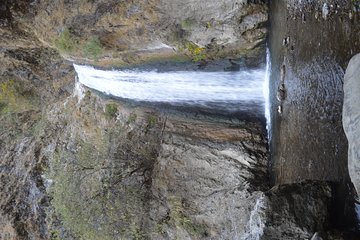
[0,80,17,109]
[50,137,148,239]
[168,197,208,237]
[0,80,38,114]
[181,19,195,29]
[50,145,112,240]
[84,37,103,61]
[55,29,76,53]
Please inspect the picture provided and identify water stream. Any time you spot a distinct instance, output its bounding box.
[74,64,268,117]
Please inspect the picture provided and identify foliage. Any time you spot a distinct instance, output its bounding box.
[105,103,118,119]
[184,42,206,62]
[55,29,76,53]
[83,37,103,61]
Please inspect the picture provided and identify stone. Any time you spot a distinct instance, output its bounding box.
[343,53,360,197]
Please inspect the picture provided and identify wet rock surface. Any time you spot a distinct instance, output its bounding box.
[42,87,270,239]
[269,0,360,236]
[149,115,268,239]
[264,181,359,240]
[0,24,74,239]
[269,0,360,185]
[343,53,360,197]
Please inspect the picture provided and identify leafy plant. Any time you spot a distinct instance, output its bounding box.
[184,42,207,62]
[55,29,76,53]
[84,37,103,60]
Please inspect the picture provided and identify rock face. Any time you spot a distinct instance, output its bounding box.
[23,0,267,66]
[269,0,360,184]
[264,181,333,239]
[48,93,270,239]
[2,0,360,239]
[268,0,360,232]
[149,116,268,239]
[343,53,360,196]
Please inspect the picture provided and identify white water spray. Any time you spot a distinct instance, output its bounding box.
[242,194,267,240]
[74,64,266,112]
[264,48,271,140]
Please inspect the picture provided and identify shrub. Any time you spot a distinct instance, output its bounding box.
[55,29,76,53]
[105,103,118,119]
[184,42,206,62]
[128,113,137,123]
[84,37,103,60]
[144,115,158,133]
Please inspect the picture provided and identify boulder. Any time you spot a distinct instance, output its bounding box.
[343,53,360,197]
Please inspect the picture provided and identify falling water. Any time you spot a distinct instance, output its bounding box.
[74,64,267,114]
[264,48,271,140]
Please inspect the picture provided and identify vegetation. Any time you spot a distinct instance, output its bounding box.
[206,21,212,29]
[128,112,137,123]
[84,37,103,61]
[184,41,206,62]
[181,18,194,29]
[146,115,158,131]
[50,139,148,240]
[47,94,164,239]
[0,80,15,113]
[55,29,76,53]
[0,80,38,114]
[105,103,118,119]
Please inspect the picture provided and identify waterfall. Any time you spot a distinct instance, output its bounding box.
[74,64,266,113]
[263,48,271,140]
